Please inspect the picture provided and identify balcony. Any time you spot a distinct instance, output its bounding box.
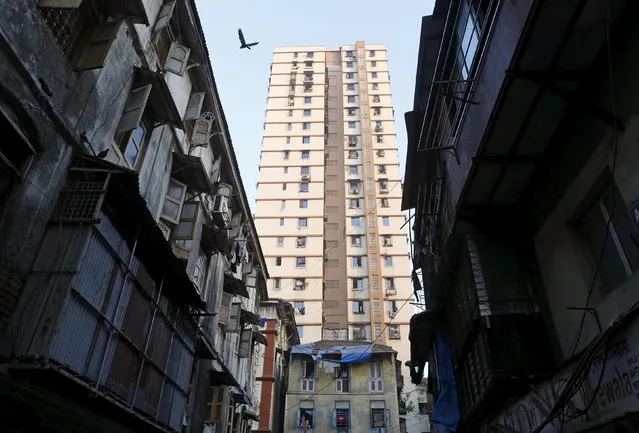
[1,156,204,432]
[442,235,554,427]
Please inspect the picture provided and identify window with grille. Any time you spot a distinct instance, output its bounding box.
[374,323,383,337]
[352,325,367,340]
[366,179,373,190]
[324,300,339,309]
[335,366,350,393]
[371,277,380,292]
[369,363,384,392]
[388,324,401,340]
[205,386,226,423]
[325,280,339,289]
[368,214,376,228]
[335,407,350,431]
[300,361,315,392]
[373,300,381,316]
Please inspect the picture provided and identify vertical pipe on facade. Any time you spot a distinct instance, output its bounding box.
[130,276,165,409]
[94,224,141,392]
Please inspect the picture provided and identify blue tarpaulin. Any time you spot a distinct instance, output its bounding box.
[431,328,461,432]
[291,343,374,364]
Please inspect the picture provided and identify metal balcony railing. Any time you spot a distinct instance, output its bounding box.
[417,0,501,153]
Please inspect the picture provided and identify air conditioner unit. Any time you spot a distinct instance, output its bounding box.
[301,175,310,181]
[350,189,359,195]
[386,288,397,296]
[389,311,397,318]
[212,194,231,228]
[377,150,385,157]
[383,240,392,247]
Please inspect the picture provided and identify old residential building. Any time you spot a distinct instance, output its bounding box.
[403,0,639,432]
[284,341,401,433]
[0,1,268,433]
[253,299,300,433]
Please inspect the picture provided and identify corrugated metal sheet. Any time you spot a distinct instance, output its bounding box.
[9,212,196,430]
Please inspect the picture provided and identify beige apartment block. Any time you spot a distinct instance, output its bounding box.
[255,42,417,430]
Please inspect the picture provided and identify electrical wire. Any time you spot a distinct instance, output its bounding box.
[529,4,627,431]
[567,0,620,358]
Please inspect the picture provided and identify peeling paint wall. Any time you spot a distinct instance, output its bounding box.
[285,353,400,433]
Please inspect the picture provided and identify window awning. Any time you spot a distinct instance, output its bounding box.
[134,67,184,130]
[223,273,249,298]
[71,155,205,310]
[195,329,216,359]
[201,219,230,256]
[231,390,250,405]
[209,368,240,387]
[243,410,259,422]
[171,152,211,193]
[252,330,267,346]
[241,309,260,326]
[105,0,150,25]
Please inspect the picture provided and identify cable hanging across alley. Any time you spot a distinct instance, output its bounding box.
[532,4,628,432]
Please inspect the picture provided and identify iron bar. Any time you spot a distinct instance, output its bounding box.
[130,277,165,410]
[94,224,141,393]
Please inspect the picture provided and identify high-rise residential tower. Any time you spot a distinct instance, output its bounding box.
[255,42,415,414]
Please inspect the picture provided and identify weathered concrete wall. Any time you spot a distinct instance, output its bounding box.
[0,0,207,335]
[285,354,400,433]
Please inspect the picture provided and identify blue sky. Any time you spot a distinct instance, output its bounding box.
[194,0,436,208]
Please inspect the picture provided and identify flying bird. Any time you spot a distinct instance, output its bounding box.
[238,28,259,50]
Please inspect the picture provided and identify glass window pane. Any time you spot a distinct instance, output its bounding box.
[162,200,180,220]
[166,181,184,201]
[125,141,139,166]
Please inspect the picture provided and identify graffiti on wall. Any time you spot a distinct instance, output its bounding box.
[484,326,639,433]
